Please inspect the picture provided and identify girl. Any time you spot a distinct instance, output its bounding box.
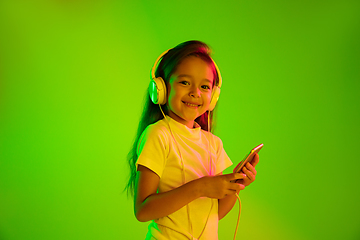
[126,40,259,239]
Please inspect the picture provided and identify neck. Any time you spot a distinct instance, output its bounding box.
[167,112,195,129]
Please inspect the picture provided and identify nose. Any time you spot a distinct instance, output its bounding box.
[189,86,201,98]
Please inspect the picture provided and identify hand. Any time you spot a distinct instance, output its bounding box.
[236,152,259,187]
[199,173,246,199]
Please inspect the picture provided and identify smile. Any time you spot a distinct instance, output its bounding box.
[182,101,201,108]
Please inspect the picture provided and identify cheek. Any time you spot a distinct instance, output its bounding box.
[167,90,180,109]
[204,93,212,105]
[166,86,175,103]
[168,86,183,103]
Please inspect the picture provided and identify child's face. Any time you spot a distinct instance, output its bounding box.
[167,56,214,128]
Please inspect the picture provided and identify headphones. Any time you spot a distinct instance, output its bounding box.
[149,49,222,111]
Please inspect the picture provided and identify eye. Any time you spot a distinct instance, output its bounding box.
[179,81,189,85]
[201,85,211,90]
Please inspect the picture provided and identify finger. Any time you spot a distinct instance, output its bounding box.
[235,183,245,191]
[250,153,260,167]
[235,179,243,184]
[229,182,245,192]
[246,162,257,175]
[242,166,255,181]
[226,172,246,181]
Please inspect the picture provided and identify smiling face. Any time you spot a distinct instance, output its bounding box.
[166,56,214,128]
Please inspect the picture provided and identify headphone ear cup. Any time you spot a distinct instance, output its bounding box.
[149,77,167,105]
[209,86,220,111]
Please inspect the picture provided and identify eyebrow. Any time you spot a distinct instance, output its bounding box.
[177,74,213,84]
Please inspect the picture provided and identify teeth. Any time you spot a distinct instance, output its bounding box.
[184,102,199,107]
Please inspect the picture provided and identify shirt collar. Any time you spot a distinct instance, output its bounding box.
[165,115,202,138]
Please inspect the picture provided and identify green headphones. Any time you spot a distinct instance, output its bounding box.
[149,49,222,111]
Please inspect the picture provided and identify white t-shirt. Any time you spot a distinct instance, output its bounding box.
[136,116,232,240]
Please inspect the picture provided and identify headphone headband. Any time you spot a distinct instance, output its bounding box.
[151,49,222,88]
[151,49,169,80]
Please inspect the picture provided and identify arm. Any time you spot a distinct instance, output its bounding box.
[218,153,260,220]
[218,191,240,220]
[134,165,245,222]
[134,165,202,222]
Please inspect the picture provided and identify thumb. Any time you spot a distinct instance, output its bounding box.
[226,172,245,181]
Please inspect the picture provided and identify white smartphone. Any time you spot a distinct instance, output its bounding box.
[233,143,263,173]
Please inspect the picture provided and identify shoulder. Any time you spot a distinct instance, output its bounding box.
[201,130,224,147]
[138,119,170,147]
[141,119,169,139]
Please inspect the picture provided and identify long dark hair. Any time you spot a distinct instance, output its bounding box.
[125,40,220,197]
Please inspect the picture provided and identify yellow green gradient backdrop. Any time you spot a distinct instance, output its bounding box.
[1,0,359,239]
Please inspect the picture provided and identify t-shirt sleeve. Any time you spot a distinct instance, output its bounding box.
[136,125,169,178]
[214,136,233,175]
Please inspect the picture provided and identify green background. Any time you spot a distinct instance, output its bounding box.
[1,0,359,239]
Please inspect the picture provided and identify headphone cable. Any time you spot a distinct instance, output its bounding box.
[233,193,241,240]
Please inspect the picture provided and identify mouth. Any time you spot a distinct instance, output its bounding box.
[182,101,201,108]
